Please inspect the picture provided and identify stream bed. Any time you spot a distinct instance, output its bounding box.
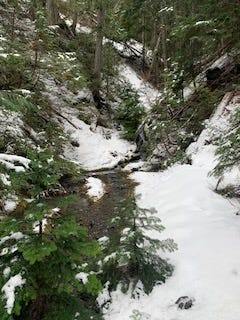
[59,170,137,239]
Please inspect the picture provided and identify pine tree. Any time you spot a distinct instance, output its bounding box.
[212,106,240,179]
[101,195,177,295]
[0,198,103,320]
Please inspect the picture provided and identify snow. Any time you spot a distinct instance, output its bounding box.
[32,219,49,233]
[1,274,26,314]
[108,38,152,63]
[3,267,11,278]
[86,177,106,201]
[41,75,134,171]
[123,160,147,172]
[0,232,25,245]
[210,53,231,70]
[75,272,89,285]
[62,107,135,170]
[119,64,160,110]
[63,18,92,34]
[183,53,235,101]
[104,94,240,320]
[0,174,11,186]
[4,200,18,212]
[0,154,30,172]
[195,20,212,26]
[0,109,25,143]
[187,92,240,187]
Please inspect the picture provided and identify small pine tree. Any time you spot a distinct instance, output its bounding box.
[9,149,74,198]
[0,198,102,320]
[212,107,240,179]
[117,85,146,141]
[101,195,177,295]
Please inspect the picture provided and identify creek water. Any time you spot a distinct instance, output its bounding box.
[59,170,137,240]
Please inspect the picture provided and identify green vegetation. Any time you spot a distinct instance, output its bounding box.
[100,196,177,295]
[116,86,146,141]
[212,107,240,178]
[0,199,103,320]
[0,0,239,318]
[9,149,76,198]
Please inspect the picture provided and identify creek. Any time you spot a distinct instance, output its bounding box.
[57,170,138,240]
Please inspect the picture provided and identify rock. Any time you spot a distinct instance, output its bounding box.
[175,296,194,310]
[71,140,80,147]
[206,67,223,81]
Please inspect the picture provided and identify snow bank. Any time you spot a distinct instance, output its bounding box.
[119,64,160,110]
[187,92,237,156]
[0,232,25,245]
[62,107,134,170]
[104,94,240,320]
[187,92,240,187]
[86,177,106,201]
[0,174,11,186]
[0,109,24,142]
[75,272,89,285]
[42,75,134,171]
[105,162,240,320]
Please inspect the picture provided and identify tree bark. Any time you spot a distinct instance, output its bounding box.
[148,31,161,80]
[71,11,78,33]
[92,5,105,108]
[46,0,59,25]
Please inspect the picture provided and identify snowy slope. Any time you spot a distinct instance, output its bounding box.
[103,94,240,320]
[61,106,135,171]
[119,64,160,110]
[42,76,135,171]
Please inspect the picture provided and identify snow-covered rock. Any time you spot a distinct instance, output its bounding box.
[86,177,106,201]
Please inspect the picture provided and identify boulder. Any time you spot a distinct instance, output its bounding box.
[175,296,194,310]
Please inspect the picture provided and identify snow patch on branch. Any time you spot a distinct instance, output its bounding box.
[0,154,30,172]
[2,274,26,314]
[75,272,89,285]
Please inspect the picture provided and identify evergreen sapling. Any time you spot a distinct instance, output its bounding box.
[101,195,177,295]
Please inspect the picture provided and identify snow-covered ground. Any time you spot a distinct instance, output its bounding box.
[62,106,135,171]
[103,94,240,320]
[119,64,160,110]
[42,76,135,171]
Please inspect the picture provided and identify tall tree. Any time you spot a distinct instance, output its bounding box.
[46,0,60,25]
[92,1,105,107]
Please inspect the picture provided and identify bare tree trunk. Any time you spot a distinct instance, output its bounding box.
[148,31,161,79]
[161,25,168,73]
[141,9,146,67]
[46,0,59,25]
[160,11,168,86]
[92,5,105,107]
[71,11,78,33]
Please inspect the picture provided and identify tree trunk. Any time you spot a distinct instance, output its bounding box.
[46,0,59,25]
[92,5,105,108]
[148,31,161,80]
[71,11,78,33]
